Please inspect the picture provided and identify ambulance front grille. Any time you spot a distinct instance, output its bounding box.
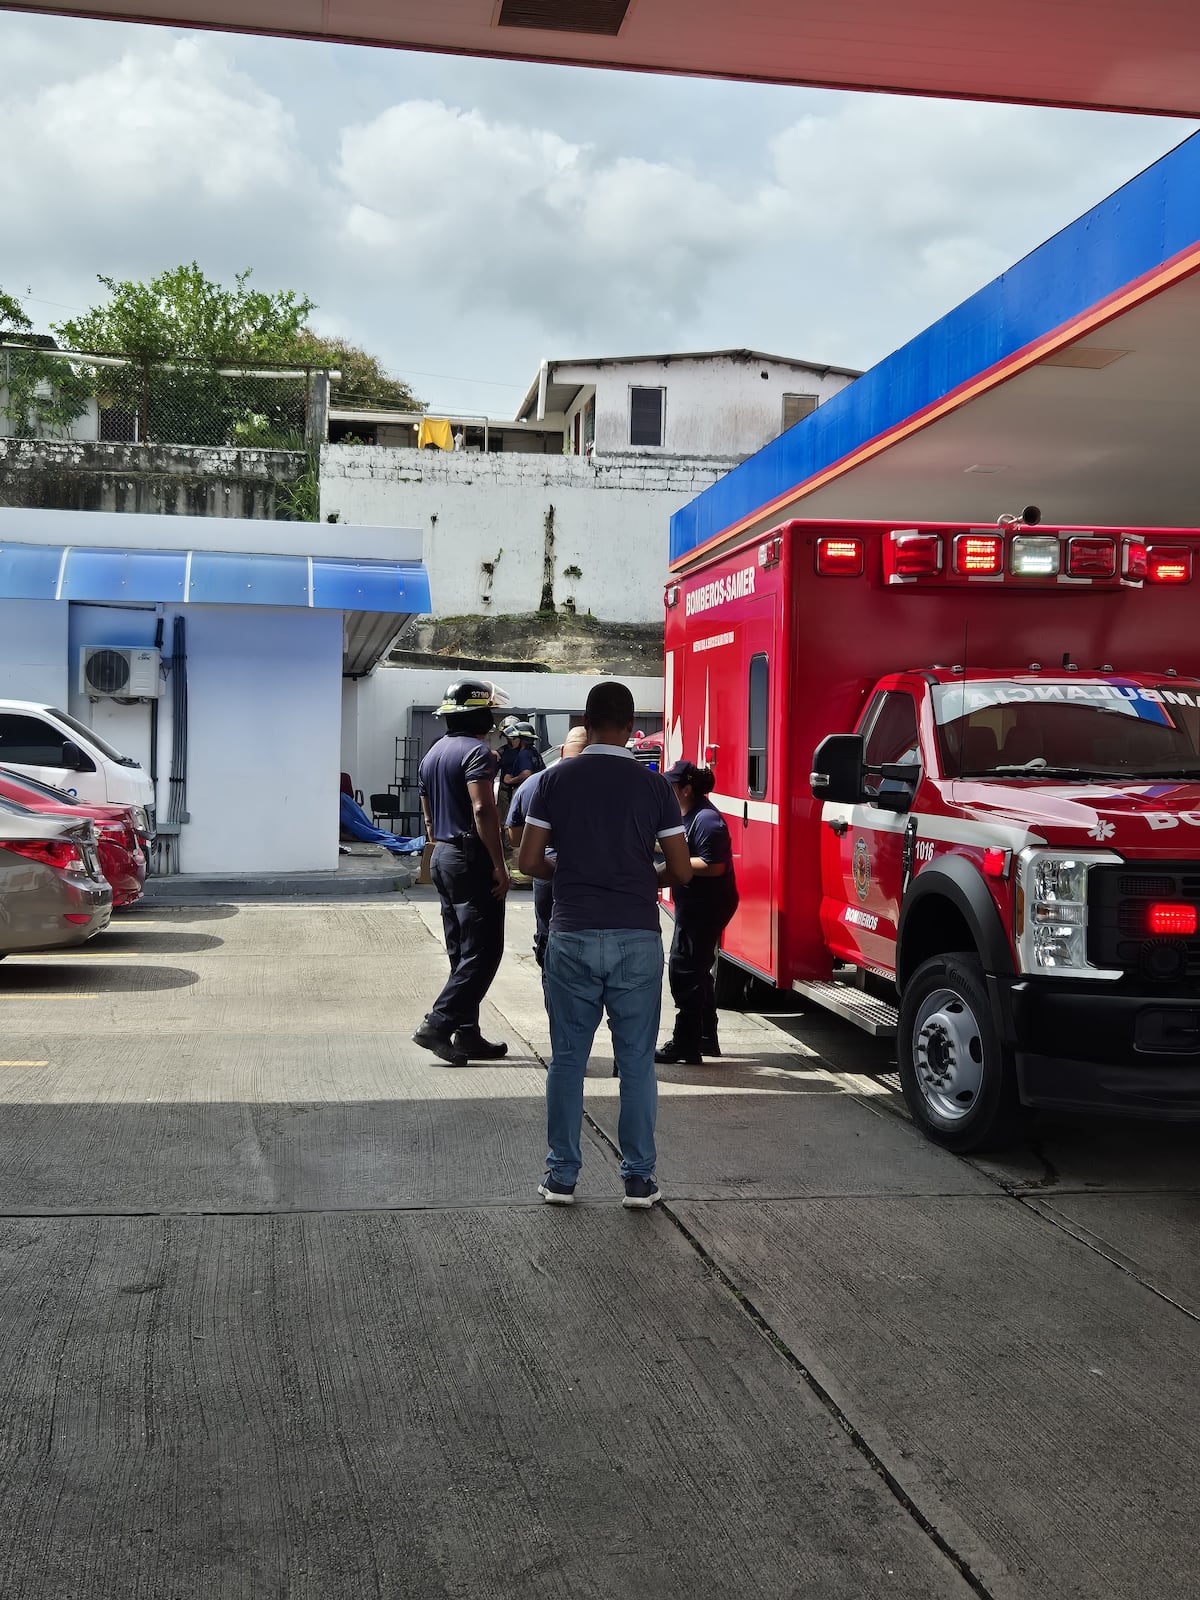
[1089,864,1200,981]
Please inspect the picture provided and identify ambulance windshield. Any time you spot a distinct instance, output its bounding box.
[933,680,1200,780]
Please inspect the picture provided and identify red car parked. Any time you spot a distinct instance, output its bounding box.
[0,767,147,908]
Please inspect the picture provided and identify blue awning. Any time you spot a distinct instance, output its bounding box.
[0,541,431,615]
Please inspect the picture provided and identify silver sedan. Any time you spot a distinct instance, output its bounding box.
[0,794,112,957]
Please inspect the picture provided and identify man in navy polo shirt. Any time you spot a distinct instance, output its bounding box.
[517,682,693,1208]
[415,680,510,1067]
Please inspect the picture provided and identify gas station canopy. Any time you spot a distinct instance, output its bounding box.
[6,0,1200,118]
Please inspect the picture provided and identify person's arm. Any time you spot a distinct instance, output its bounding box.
[468,777,510,897]
[420,796,434,839]
[507,820,524,849]
[517,821,554,881]
[658,831,694,888]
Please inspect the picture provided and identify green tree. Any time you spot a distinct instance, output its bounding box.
[52,264,318,449]
[0,285,94,440]
[0,285,31,337]
[54,262,315,363]
[295,331,424,413]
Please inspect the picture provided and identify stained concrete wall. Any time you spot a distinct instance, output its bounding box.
[321,446,731,624]
[0,440,305,520]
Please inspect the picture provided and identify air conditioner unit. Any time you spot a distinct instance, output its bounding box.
[79,646,163,700]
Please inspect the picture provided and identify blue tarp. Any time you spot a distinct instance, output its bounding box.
[339,793,424,854]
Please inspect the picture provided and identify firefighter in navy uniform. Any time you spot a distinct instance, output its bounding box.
[655,761,739,1065]
[414,680,511,1066]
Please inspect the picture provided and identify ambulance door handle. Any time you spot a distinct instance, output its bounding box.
[743,801,749,827]
[827,818,849,837]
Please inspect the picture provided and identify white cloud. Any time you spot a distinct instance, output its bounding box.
[0,11,1191,411]
[0,37,303,212]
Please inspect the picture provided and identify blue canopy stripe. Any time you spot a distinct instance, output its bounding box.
[0,541,431,614]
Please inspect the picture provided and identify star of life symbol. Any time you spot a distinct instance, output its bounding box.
[1088,820,1116,841]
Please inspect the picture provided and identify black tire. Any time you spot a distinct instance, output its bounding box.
[713,954,756,1009]
[897,952,1021,1153]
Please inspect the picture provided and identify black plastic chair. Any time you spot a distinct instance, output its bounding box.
[370,792,422,834]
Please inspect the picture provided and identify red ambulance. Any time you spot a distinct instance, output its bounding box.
[664,515,1200,1151]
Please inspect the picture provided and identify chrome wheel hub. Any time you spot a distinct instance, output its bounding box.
[912,986,985,1122]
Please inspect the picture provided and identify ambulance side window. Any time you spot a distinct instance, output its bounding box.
[748,653,769,798]
[861,692,919,797]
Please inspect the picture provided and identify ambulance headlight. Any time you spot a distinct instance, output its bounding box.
[1016,848,1122,978]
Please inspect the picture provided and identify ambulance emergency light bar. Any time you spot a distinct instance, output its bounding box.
[829,529,1200,588]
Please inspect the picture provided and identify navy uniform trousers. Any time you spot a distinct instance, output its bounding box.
[667,894,738,1054]
[427,838,506,1035]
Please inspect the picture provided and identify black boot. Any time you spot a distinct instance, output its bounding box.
[700,1036,722,1058]
[452,1026,508,1060]
[412,1021,468,1066]
[654,1040,702,1065]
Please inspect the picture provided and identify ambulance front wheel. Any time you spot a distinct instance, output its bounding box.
[897,952,1021,1153]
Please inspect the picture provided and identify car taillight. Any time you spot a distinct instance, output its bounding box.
[1147,547,1192,585]
[0,839,84,871]
[1149,903,1198,936]
[953,533,1003,575]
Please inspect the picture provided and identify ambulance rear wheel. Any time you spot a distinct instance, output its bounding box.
[897,952,1020,1153]
[713,955,755,1009]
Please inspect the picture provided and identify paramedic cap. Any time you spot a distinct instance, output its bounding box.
[662,759,699,786]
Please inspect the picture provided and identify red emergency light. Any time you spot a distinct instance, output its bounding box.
[1148,903,1198,936]
[1066,537,1116,578]
[886,530,943,582]
[1122,539,1148,582]
[816,537,864,576]
[953,534,1004,576]
[1147,547,1193,585]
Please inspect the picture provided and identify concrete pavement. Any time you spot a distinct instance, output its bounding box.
[0,889,1197,1597]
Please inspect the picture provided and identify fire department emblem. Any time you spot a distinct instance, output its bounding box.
[1088,820,1116,841]
[853,837,872,903]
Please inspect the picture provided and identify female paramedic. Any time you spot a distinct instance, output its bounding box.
[654,761,739,1065]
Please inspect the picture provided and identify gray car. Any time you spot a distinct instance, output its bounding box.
[0,793,112,957]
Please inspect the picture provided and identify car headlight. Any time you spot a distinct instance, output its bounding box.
[1016,847,1122,979]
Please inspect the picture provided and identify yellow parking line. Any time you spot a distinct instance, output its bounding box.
[0,1060,50,1067]
[0,994,100,1000]
[7,952,144,960]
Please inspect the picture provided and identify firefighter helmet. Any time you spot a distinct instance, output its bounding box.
[434,679,509,717]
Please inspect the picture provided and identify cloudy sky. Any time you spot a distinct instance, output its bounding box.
[1,9,1195,417]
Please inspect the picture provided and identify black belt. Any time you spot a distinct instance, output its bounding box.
[436,832,482,847]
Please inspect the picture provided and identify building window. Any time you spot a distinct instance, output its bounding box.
[630,386,664,447]
[781,393,818,432]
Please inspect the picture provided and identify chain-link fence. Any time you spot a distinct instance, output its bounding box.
[0,344,320,450]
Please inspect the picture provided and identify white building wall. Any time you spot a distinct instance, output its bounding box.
[183,607,343,875]
[321,447,730,623]
[344,666,664,808]
[0,600,69,701]
[547,355,855,458]
[63,602,343,875]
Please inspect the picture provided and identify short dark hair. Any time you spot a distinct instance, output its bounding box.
[584,680,635,731]
[443,708,494,737]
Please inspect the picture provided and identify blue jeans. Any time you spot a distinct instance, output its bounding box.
[542,927,663,1184]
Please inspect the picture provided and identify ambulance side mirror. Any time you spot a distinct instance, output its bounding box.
[810,734,865,804]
